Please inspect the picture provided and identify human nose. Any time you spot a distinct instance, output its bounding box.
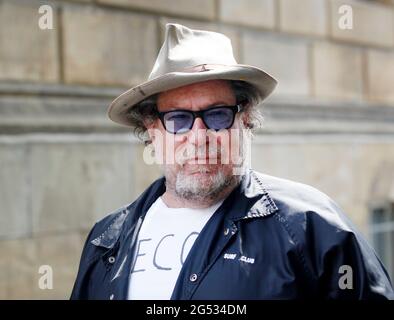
[187,117,208,146]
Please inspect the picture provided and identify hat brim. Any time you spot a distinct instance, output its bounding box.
[107,64,277,127]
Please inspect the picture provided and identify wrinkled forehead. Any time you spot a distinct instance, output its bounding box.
[157,79,236,112]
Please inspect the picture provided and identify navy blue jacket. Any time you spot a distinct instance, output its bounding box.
[70,169,394,299]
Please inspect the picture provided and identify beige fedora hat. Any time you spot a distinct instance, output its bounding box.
[108,23,277,127]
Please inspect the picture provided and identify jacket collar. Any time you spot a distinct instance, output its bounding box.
[91,169,278,249]
[229,168,279,221]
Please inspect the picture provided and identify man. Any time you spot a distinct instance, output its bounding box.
[71,24,393,300]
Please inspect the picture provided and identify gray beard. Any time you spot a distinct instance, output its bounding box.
[174,168,240,202]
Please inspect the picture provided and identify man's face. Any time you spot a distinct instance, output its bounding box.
[147,79,246,203]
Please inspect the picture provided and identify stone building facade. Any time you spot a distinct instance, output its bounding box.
[0,0,394,299]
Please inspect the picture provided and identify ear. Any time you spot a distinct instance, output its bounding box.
[144,119,160,143]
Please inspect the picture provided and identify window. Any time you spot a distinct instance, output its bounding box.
[370,203,394,282]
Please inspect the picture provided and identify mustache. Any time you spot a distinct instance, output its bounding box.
[176,145,221,165]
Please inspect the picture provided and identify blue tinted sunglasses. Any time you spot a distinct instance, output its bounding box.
[158,104,243,134]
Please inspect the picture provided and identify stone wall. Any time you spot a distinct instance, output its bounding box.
[1,0,394,299]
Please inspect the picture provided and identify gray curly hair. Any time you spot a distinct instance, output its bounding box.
[125,80,265,145]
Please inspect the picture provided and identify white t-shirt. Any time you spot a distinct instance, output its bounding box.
[127,196,223,300]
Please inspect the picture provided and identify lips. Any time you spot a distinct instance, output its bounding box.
[189,171,211,175]
[185,156,219,164]
[187,168,213,175]
[183,162,213,171]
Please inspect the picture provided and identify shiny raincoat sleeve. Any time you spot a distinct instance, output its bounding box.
[299,198,394,299]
